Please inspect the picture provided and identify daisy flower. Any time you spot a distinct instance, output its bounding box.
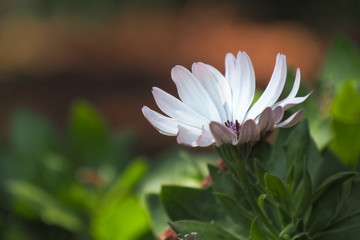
[142,51,311,147]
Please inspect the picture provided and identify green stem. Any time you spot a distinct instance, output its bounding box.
[218,144,279,239]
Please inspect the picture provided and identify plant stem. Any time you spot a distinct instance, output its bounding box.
[218,144,279,239]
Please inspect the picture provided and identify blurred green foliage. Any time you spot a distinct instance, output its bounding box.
[0,100,150,240]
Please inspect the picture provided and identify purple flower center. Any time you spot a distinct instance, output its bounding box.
[225,120,241,137]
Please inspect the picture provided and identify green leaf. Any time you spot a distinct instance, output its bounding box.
[264,173,289,212]
[104,157,148,201]
[214,193,253,232]
[146,193,169,236]
[9,109,60,180]
[208,165,249,209]
[294,168,312,217]
[312,172,357,202]
[92,196,149,240]
[170,220,242,240]
[250,216,268,240]
[161,186,218,222]
[306,172,357,235]
[329,80,360,165]
[320,34,360,91]
[68,100,109,166]
[6,180,83,232]
[315,211,360,239]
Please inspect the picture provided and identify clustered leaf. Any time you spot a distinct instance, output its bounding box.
[147,121,360,239]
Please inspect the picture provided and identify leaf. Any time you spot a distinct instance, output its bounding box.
[214,193,253,232]
[264,173,290,212]
[315,211,360,239]
[250,216,268,240]
[68,100,109,166]
[293,168,312,217]
[160,186,218,222]
[104,157,148,201]
[208,165,249,209]
[169,220,242,240]
[9,109,60,180]
[6,180,83,232]
[146,193,169,236]
[320,34,360,91]
[329,80,360,165]
[92,196,149,240]
[306,172,357,235]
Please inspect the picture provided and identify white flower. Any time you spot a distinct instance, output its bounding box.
[142,51,311,147]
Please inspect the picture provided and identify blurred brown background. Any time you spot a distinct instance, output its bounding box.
[0,0,359,153]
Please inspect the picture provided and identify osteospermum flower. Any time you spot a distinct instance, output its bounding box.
[142,51,311,147]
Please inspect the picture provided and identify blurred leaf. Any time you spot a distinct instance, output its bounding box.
[104,157,148,201]
[6,180,83,232]
[69,100,109,167]
[92,196,149,240]
[329,80,360,165]
[169,220,242,240]
[320,34,360,91]
[9,109,60,180]
[146,193,169,236]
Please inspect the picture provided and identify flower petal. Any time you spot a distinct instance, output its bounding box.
[233,52,256,122]
[192,62,228,121]
[282,92,312,111]
[257,107,275,132]
[142,106,178,136]
[196,127,215,147]
[238,119,260,144]
[152,87,209,128]
[171,65,221,121]
[274,109,304,128]
[273,106,284,123]
[209,122,237,146]
[177,124,202,147]
[246,53,287,120]
[205,64,233,120]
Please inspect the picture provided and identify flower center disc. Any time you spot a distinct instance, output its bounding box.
[225,120,241,137]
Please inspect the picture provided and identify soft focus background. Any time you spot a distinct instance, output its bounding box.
[0,1,359,239]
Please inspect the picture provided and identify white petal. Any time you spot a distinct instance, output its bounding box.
[142,106,178,136]
[205,64,233,120]
[225,52,236,83]
[273,69,311,110]
[192,62,227,121]
[246,53,287,120]
[274,109,304,128]
[257,107,275,132]
[152,87,209,128]
[171,66,221,121]
[177,124,202,147]
[238,119,260,144]
[233,52,256,122]
[281,92,312,111]
[196,127,215,147]
[209,122,237,146]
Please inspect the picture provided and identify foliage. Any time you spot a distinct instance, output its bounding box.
[148,121,360,240]
[0,100,151,240]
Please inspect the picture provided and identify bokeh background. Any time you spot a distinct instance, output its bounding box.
[0,0,359,239]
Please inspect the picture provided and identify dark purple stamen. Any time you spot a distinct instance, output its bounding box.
[225,120,241,137]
